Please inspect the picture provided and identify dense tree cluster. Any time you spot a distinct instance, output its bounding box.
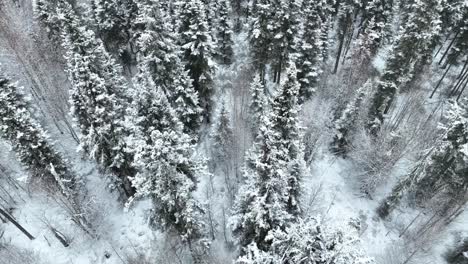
[3,0,467,262]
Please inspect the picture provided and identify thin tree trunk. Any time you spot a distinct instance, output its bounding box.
[438,31,459,65]
[0,207,35,240]
[430,64,452,98]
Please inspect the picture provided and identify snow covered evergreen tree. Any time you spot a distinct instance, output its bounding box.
[135,0,203,133]
[179,0,216,122]
[56,1,135,197]
[0,77,92,232]
[237,218,374,264]
[0,77,75,194]
[89,0,137,59]
[367,0,443,134]
[211,101,235,166]
[128,69,208,258]
[35,0,75,39]
[231,112,292,251]
[296,0,329,101]
[333,0,361,74]
[215,0,235,65]
[378,99,468,219]
[270,65,305,217]
[270,0,301,84]
[249,0,273,82]
[353,0,394,63]
[248,73,267,133]
[331,82,370,156]
[232,65,305,252]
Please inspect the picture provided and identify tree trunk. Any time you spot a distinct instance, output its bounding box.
[0,207,35,240]
[430,64,452,98]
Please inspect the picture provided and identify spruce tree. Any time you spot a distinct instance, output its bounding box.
[270,65,305,217]
[211,102,235,166]
[232,65,305,251]
[179,0,216,122]
[248,73,268,133]
[367,0,443,134]
[354,0,394,62]
[330,82,370,156]
[56,1,135,197]
[135,0,203,133]
[89,0,137,54]
[231,113,291,251]
[296,0,329,101]
[249,0,273,82]
[128,69,208,258]
[0,77,75,193]
[0,77,92,232]
[215,0,235,65]
[270,0,301,84]
[333,0,361,74]
[35,0,75,39]
[237,218,374,264]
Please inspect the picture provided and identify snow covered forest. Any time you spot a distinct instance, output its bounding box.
[0,0,467,263]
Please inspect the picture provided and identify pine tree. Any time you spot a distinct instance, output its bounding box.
[0,77,92,232]
[377,99,468,219]
[330,82,370,156]
[128,70,208,256]
[367,0,443,134]
[135,0,203,133]
[179,0,216,122]
[270,65,305,217]
[56,1,135,197]
[296,0,329,101]
[248,73,267,133]
[215,0,235,64]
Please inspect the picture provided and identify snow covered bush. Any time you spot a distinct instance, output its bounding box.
[236,217,374,264]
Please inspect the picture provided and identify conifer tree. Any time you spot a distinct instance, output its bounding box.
[232,65,305,251]
[179,0,216,122]
[248,73,267,133]
[296,0,329,101]
[56,1,135,197]
[89,0,137,54]
[333,0,361,74]
[215,0,235,65]
[211,101,235,166]
[237,218,374,264]
[270,65,305,217]
[35,0,75,39]
[231,113,291,251]
[0,77,75,194]
[270,0,301,84]
[249,0,273,82]
[378,99,468,219]
[128,70,208,259]
[354,0,394,63]
[135,0,203,133]
[331,82,370,156]
[0,77,92,232]
[367,0,443,134]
